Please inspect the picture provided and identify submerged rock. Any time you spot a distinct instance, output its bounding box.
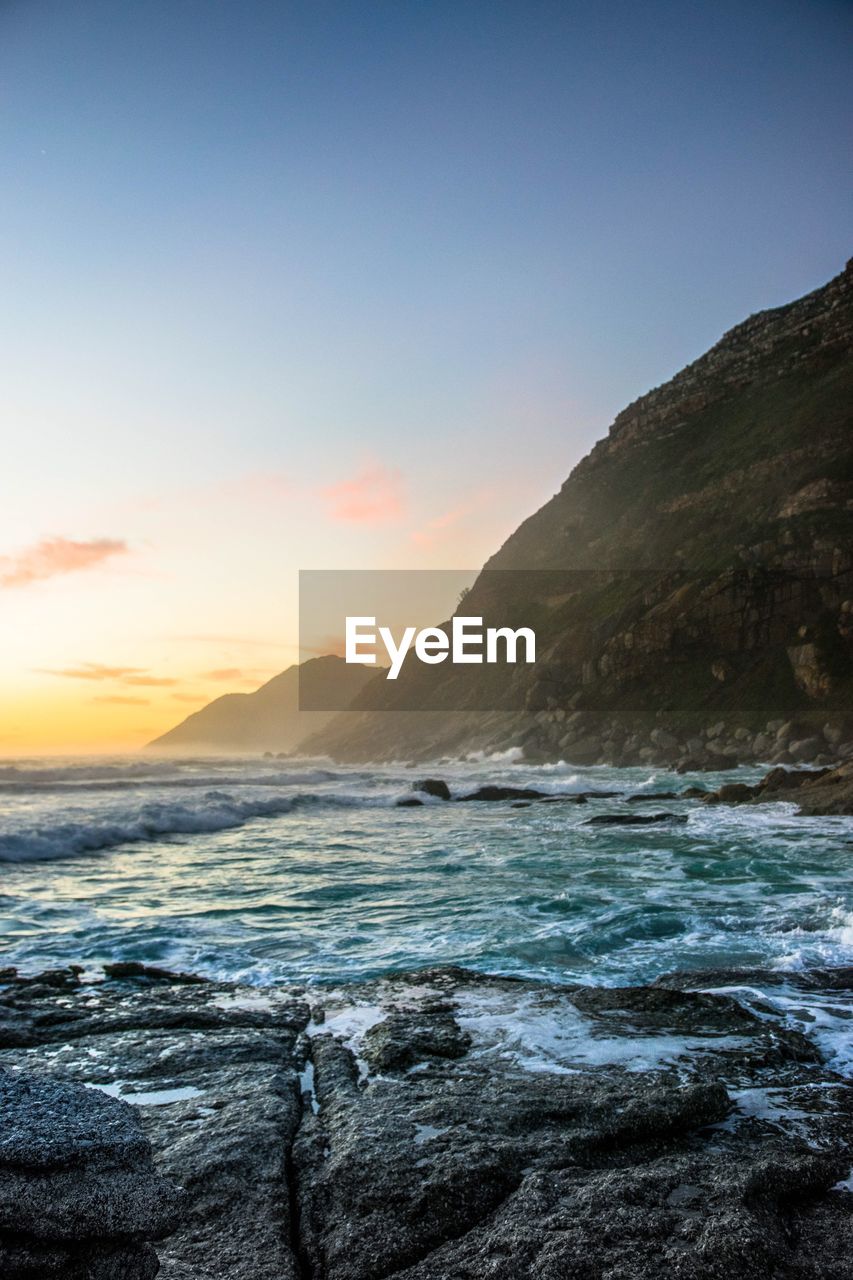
[585,811,688,825]
[458,785,547,802]
[627,791,679,802]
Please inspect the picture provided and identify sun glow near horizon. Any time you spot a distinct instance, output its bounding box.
[2,0,850,752]
[0,461,534,752]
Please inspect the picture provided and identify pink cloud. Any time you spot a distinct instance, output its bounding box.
[410,505,469,549]
[409,490,498,550]
[0,537,128,588]
[321,464,404,525]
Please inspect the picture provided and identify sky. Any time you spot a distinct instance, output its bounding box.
[1,0,851,753]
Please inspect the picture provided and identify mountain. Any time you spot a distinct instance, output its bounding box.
[147,655,378,754]
[306,260,853,766]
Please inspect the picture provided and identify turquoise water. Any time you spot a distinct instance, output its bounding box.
[1,755,851,992]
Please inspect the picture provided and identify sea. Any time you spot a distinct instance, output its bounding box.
[1,752,851,1073]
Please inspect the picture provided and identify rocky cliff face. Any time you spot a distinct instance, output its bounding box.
[308,261,853,765]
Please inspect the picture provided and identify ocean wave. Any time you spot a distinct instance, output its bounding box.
[0,767,345,795]
[0,761,185,785]
[0,787,400,864]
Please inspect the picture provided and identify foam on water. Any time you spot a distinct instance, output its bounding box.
[89,1082,203,1106]
[1,754,851,1074]
[452,987,753,1075]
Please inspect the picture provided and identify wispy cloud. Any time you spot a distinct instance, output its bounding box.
[0,537,128,588]
[410,506,468,549]
[409,492,494,550]
[39,662,176,687]
[300,636,348,659]
[171,692,209,703]
[123,674,178,688]
[165,633,294,651]
[91,695,150,706]
[39,663,145,681]
[321,464,404,524]
[199,668,244,681]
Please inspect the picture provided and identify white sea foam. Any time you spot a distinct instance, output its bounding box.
[0,787,403,863]
[463,747,524,764]
[829,908,853,948]
[453,987,752,1075]
[2,753,851,1088]
[0,794,297,862]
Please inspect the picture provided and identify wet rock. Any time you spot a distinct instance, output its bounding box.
[793,759,853,815]
[102,962,208,985]
[362,1012,472,1072]
[412,779,451,801]
[756,765,828,795]
[0,974,309,1280]
[702,762,853,814]
[0,1238,162,1279]
[396,797,423,807]
[537,793,588,804]
[292,968,852,1280]
[654,964,853,993]
[706,782,756,804]
[1,966,851,1280]
[458,785,546,802]
[584,812,688,825]
[627,791,678,802]
[0,1068,179,1278]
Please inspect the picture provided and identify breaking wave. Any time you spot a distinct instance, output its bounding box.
[0,787,399,863]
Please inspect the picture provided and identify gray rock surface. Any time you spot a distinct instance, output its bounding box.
[0,1067,179,1278]
[0,963,850,1278]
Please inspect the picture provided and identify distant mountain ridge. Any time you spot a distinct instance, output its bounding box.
[147,655,377,753]
[306,260,853,765]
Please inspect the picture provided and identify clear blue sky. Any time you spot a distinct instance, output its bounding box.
[1,0,851,748]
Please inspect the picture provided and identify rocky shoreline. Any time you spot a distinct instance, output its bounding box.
[1,961,851,1279]
[396,760,853,817]
[519,712,853,774]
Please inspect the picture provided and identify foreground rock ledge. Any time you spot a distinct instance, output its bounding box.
[0,1067,180,1278]
[0,964,851,1279]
